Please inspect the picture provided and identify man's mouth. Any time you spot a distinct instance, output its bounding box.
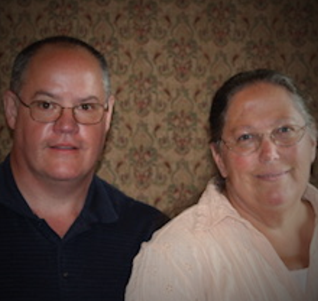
[50,144,78,150]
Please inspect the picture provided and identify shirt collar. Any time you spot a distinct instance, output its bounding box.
[196,179,318,231]
[0,154,118,225]
[81,175,118,224]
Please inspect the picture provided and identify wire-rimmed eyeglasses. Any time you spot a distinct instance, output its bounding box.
[14,93,108,125]
[220,124,307,156]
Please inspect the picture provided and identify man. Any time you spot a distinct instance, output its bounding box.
[0,36,168,301]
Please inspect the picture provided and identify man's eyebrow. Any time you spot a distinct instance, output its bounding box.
[32,90,56,99]
[77,96,100,103]
[31,91,100,102]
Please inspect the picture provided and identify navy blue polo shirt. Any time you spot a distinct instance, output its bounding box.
[0,155,169,301]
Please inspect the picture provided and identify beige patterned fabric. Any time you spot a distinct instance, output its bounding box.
[0,0,317,217]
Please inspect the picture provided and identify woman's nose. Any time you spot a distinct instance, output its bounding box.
[258,135,280,162]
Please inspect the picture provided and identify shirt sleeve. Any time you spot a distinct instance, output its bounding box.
[125,235,207,301]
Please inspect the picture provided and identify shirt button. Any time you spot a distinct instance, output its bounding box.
[63,272,69,278]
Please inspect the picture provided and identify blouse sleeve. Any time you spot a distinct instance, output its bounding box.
[125,235,207,301]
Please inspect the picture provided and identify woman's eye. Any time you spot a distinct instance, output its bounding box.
[277,126,293,134]
[275,126,298,139]
[237,133,254,142]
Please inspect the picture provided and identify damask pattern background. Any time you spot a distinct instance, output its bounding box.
[0,0,317,216]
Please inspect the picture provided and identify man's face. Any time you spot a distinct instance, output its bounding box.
[5,45,114,184]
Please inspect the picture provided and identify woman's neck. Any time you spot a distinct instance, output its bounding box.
[231,195,315,270]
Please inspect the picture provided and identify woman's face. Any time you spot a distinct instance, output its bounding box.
[211,82,316,215]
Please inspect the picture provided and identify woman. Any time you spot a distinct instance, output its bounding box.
[125,69,318,301]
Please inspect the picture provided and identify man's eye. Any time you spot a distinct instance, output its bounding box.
[34,101,55,110]
[78,103,95,111]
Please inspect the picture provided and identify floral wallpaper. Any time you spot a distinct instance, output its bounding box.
[0,0,317,216]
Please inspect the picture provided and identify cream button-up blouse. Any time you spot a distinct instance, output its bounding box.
[125,181,318,301]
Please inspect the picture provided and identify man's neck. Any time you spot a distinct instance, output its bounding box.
[11,158,92,238]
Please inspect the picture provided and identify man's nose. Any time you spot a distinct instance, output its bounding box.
[53,107,79,133]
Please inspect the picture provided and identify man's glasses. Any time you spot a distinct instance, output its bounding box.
[14,93,108,125]
[221,124,307,156]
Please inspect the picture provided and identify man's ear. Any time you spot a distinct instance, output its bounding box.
[104,95,115,132]
[3,90,18,130]
[210,142,228,178]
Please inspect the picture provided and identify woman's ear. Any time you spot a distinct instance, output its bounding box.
[3,90,18,130]
[310,134,317,164]
[210,142,228,178]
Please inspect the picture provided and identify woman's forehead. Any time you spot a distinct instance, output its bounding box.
[224,83,305,127]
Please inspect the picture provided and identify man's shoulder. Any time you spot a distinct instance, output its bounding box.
[94,176,170,228]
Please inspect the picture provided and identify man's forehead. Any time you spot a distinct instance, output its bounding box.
[31,43,91,59]
[25,45,101,77]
